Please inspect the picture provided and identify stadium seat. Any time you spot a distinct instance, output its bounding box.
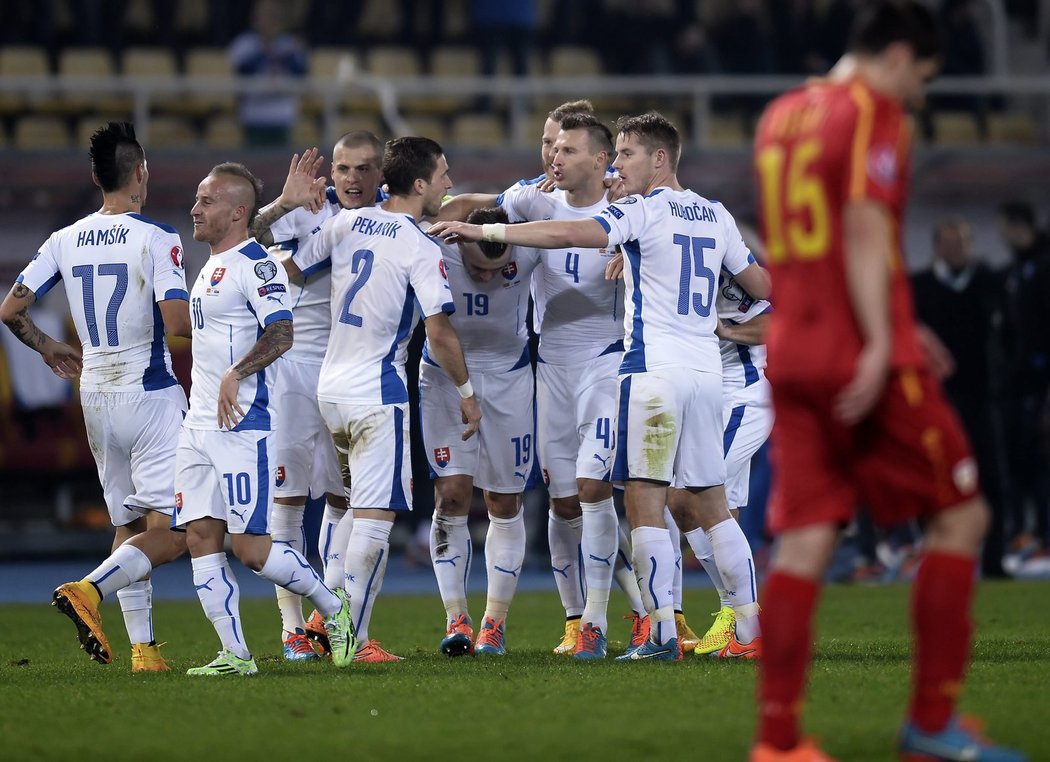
[365,47,421,78]
[415,46,482,113]
[514,111,550,149]
[56,48,128,115]
[305,47,378,116]
[988,113,1038,145]
[145,115,197,148]
[122,47,178,78]
[174,0,209,38]
[290,116,321,149]
[706,114,750,148]
[450,114,505,149]
[547,46,603,77]
[0,46,49,116]
[204,115,244,149]
[180,48,236,116]
[13,116,72,150]
[402,114,448,144]
[75,115,134,148]
[932,111,981,145]
[327,114,385,144]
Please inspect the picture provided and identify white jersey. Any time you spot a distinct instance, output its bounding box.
[184,239,292,431]
[498,183,623,364]
[16,212,188,392]
[594,188,755,375]
[716,273,770,395]
[293,205,454,405]
[422,233,540,373]
[267,188,343,364]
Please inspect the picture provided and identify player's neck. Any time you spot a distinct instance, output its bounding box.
[381,195,422,222]
[643,172,681,196]
[564,174,607,209]
[209,230,249,256]
[851,58,902,102]
[98,189,142,216]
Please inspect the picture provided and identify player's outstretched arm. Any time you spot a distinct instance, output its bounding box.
[835,200,893,424]
[158,298,192,339]
[734,262,773,302]
[429,217,609,250]
[423,312,481,440]
[217,319,293,429]
[432,193,499,223]
[249,148,327,246]
[0,283,82,378]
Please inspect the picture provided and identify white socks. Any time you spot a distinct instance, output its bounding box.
[705,518,760,643]
[665,506,684,611]
[192,552,249,659]
[325,507,354,589]
[614,525,646,616]
[430,513,472,622]
[319,501,349,586]
[117,579,153,644]
[548,509,585,618]
[256,541,339,617]
[580,498,618,632]
[345,518,392,642]
[684,526,730,606]
[270,501,307,635]
[87,543,152,597]
[631,526,676,645]
[483,508,526,623]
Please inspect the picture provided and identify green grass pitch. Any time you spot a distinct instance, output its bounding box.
[2,581,1047,761]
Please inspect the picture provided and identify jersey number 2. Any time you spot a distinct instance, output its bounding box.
[338,249,374,327]
[71,263,128,347]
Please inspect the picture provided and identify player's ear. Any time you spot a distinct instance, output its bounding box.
[413,177,427,197]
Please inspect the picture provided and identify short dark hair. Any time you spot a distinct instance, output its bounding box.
[558,112,614,156]
[848,0,941,61]
[998,200,1036,229]
[614,111,681,170]
[465,206,510,259]
[548,99,594,124]
[334,130,383,162]
[209,162,264,221]
[89,121,145,193]
[383,137,444,197]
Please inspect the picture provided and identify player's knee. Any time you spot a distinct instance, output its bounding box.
[485,492,519,519]
[577,479,612,505]
[927,496,989,554]
[550,496,581,520]
[434,486,471,516]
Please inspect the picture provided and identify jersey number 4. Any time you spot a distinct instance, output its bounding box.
[71,263,128,347]
[338,249,375,327]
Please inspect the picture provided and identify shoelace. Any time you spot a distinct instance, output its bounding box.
[287,635,314,654]
[578,625,601,651]
[478,621,503,645]
[626,614,648,644]
[447,615,470,634]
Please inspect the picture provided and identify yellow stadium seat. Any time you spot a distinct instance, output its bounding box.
[291,116,321,149]
[204,115,244,149]
[326,114,385,145]
[548,46,603,77]
[145,115,197,148]
[450,114,505,149]
[55,48,127,115]
[305,47,377,116]
[932,111,981,145]
[0,46,50,115]
[364,47,421,77]
[74,115,134,148]
[402,114,448,144]
[123,47,178,77]
[180,48,235,115]
[988,113,1038,145]
[14,116,72,150]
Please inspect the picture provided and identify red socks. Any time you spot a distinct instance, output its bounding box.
[757,571,820,751]
[909,551,976,733]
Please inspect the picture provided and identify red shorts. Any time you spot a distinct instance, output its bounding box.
[767,368,979,534]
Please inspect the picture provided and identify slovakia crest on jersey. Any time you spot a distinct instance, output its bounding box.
[433,447,451,468]
[502,261,517,280]
[210,267,226,286]
[170,246,184,268]
[175,492,183,511]
[275,465,286,487]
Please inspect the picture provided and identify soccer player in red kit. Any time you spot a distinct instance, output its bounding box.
[751,3,1027,761]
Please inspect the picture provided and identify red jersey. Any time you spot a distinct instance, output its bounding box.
[754,77,924,385]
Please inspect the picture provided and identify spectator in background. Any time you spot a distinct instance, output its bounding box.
[912,217,1010,577]
[228,0,308,147]
[472,0,538,77]
[998,201,1050,558]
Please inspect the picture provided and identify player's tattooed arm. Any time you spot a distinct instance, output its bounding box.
[217,319,292,429]
[249,149,327,246]
[0,283,83,378]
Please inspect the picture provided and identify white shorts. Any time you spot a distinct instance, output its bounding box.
[273,359,342,499]
[537,353,619,499]
[173,428,274,535]
[81,386,187,526]
[319,401,411,512]
[722,378,774,509]
[613,369,726,489]
[420,361,534,493]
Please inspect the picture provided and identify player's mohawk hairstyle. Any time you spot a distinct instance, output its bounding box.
[89,121,145,193]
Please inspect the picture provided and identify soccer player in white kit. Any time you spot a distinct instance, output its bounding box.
[497,113,648,659]
[290,137,482,663]
[422,206,541,656]
[176,163,355,676]
[668,275,772,657]
[249,131,384,660]
[1,122,191,672]
[430,111,771,661]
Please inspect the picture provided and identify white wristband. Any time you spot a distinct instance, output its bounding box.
[481,223,506,243]
[456,380,474,399]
